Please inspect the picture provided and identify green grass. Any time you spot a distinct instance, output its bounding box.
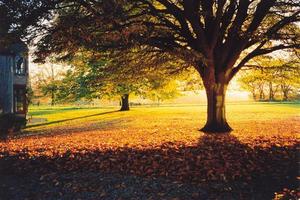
[25,103,300,135]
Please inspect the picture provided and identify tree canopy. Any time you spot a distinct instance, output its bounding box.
[35,49,188,110]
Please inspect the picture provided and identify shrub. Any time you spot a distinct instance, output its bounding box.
[0,113,27,139]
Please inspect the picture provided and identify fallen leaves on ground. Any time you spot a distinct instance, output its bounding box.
[0,108,299,199]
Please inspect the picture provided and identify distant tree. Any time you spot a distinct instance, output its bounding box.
[54,69,96,103]
[238,70,266,101]
[276,65,300,101]
[102,83,142,111]
[26,86,34,105]
[41,81,59,106]
[34,63,65,106]
[238,56,300,101]
[55,49,184,110]
[59,50,141,111]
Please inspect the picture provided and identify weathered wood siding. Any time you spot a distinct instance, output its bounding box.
[0,55,14,113]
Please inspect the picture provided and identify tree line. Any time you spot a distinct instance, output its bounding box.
[238,56,300,101]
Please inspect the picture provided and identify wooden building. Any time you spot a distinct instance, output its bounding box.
[0,41,29,119]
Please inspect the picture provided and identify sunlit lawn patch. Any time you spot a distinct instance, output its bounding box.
[21,103,299,146]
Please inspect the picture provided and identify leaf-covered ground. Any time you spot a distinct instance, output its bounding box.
[0,103,299,199]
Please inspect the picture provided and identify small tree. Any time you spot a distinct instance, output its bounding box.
[101,83,142,111]
[238,70,266,101]
[56,49,184,111]
[34,64,65,106]
[277,67,300,101]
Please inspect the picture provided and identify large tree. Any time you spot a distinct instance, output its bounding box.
[10,0,299,132]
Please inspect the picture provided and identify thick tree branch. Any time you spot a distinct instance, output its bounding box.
[246,0,276,34]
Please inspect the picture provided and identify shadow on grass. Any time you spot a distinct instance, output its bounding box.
[28,107,101,116]
[0,134,298,199]
[26,110,119,129]
[20,118,125,139]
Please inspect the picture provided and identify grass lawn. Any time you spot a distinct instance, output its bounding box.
[0,103,299,199]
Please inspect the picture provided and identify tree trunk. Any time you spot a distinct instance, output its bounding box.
[120,94,129,111]
[282,86,289,101]
[51,89,55,106]
[283,91,288,101]
[259,85,265,101]
[251,88,256,101]
[269,82,274,101]
[200,83,232,133]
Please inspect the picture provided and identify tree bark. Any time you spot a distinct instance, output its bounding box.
[268,82,274,101]
[283,91,288,101]
[200,82,232,133]
[281,85,289,101]
[251,88,256,100]
[51,89,55,106]
[259,85,265,101]
[120,94,130,111]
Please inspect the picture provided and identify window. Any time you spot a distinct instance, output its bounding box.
[14,87,26,114]
[15,56,26,75]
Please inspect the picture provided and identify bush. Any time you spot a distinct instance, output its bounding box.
[0,113,27,139]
